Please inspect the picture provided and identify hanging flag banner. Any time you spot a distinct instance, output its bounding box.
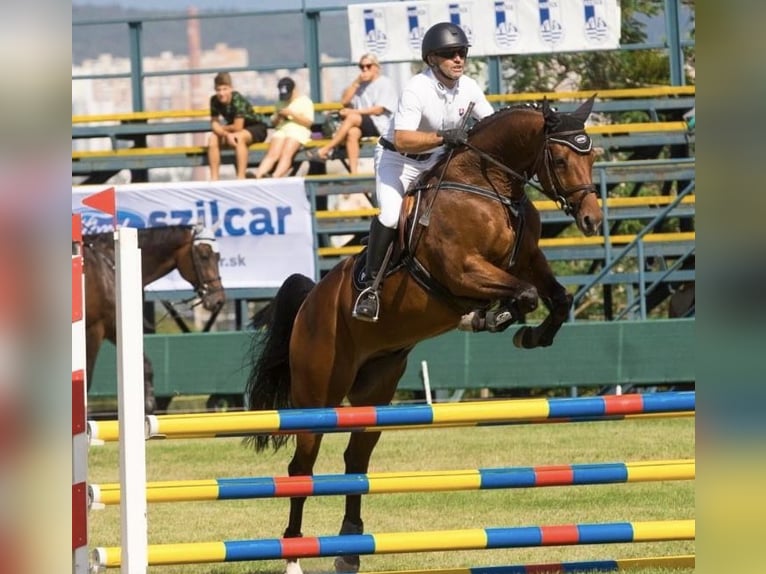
[349,0,621,62]
[72,178,315,292]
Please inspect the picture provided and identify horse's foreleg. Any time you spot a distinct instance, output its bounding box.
[333,431,383,573]
[283,432,324,574]
[513,250,572,349]
[450,257,539,313]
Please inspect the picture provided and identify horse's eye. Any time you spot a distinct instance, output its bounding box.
[554,157,567,169]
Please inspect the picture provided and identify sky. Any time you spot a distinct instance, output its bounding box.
[73,0,370,11]
[74,1,694,42]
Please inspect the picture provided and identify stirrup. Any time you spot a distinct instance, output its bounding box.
[352,286,380,322]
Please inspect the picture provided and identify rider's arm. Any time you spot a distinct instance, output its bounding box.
[393,129,443,153]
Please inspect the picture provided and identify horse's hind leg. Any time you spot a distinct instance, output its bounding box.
[333,431,382,572]
[283,432,324,574]
[334,352,407,573]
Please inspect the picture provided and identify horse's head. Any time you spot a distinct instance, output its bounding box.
[535,96,602,236]
[183,224,226,311]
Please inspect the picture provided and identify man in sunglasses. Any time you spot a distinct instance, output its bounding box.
[353,22,494,322]
[309,53,397,174]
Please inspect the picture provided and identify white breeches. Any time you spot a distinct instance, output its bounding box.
[373,144,443,228]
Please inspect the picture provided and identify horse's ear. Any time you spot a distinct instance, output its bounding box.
[571,94,597,123]
[542,96,559,123]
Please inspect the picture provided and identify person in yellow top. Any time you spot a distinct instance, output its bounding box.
[250,77,315,178]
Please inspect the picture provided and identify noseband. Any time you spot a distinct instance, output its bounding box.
[190,229,223,301]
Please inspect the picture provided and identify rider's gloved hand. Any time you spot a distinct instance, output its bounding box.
[437,127,469,149]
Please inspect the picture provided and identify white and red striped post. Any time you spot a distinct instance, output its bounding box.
[72,214,88,573]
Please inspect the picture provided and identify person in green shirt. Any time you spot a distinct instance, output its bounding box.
[207,72,267,180]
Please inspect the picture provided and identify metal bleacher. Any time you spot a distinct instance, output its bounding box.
[72,86,695,183]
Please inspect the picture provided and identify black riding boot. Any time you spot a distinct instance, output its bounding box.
[352,218,396,322]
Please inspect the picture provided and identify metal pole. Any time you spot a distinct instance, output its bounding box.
[486,56,502,94]
[664,0,684,86]
[304,11,322,103]
[128,21,145,111]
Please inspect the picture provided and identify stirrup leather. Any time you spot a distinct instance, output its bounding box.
[352,286,380,322]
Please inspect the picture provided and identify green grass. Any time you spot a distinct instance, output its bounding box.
[88,417,695,573]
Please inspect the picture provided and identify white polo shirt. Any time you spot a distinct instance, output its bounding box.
[383,67,495,153]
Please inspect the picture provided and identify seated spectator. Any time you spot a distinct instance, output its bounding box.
[308,54,397,174]
[249,77,315,179]
[207,71,267,180]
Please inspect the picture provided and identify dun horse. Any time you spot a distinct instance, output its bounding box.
[245,98,602,574]
[84,224,225,413]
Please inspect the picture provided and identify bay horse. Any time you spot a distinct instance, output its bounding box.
[84,224,225,414]
[244,98,602,574]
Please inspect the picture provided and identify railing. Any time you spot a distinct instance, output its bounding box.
[72,86,695,184]
[87,318,695,402]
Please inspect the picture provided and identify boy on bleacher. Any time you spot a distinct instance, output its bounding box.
[207,72,267,180]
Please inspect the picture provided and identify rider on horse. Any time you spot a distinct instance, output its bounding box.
[352,22,495,322]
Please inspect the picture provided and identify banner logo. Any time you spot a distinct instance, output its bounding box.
[583,0,610,43]
[363,8,388,55]
[449,3,474,44]
[407,5,427,52]
[538,0,564,46]
[77,208,145,235]
[494,1,520,49]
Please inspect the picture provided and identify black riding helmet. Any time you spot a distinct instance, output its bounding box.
[421,22,470,63]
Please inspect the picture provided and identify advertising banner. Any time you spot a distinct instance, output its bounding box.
[72,178,315,292]
[349,0,621,62]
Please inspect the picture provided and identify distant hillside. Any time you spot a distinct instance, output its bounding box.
[72,5,352,65]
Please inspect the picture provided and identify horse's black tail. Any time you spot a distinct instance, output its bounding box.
[243,273,315,453]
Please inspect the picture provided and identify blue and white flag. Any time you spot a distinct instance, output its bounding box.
[349,0,621,61]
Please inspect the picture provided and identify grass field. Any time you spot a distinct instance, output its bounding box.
[87,415,695,573]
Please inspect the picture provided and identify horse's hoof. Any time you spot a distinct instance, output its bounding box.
[334,555,360,573]
[285,560,304,574]
[513,327,531,349]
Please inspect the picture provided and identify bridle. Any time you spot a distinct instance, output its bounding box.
[188,227,224,304]
[537,129,598,216]
[463,126,597,217]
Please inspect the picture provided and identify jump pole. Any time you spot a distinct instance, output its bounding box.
[72,215,88,574]
[138,392,695,440]
[114,227,148,574]
[92,518,695,568]
[90,458,695,506]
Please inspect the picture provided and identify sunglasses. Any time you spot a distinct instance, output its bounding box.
[358,63,375,70]
[434,47,468,60]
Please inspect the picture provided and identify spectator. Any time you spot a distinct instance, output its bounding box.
[308,53,397,174]
[207,72,267,180]
[249,77,315,179]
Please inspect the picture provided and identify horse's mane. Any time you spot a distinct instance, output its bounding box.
[468,102,586,138]
[83,224,194,250]
[468,103,540,136]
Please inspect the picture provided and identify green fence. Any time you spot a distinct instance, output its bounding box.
[88,318,693,402]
